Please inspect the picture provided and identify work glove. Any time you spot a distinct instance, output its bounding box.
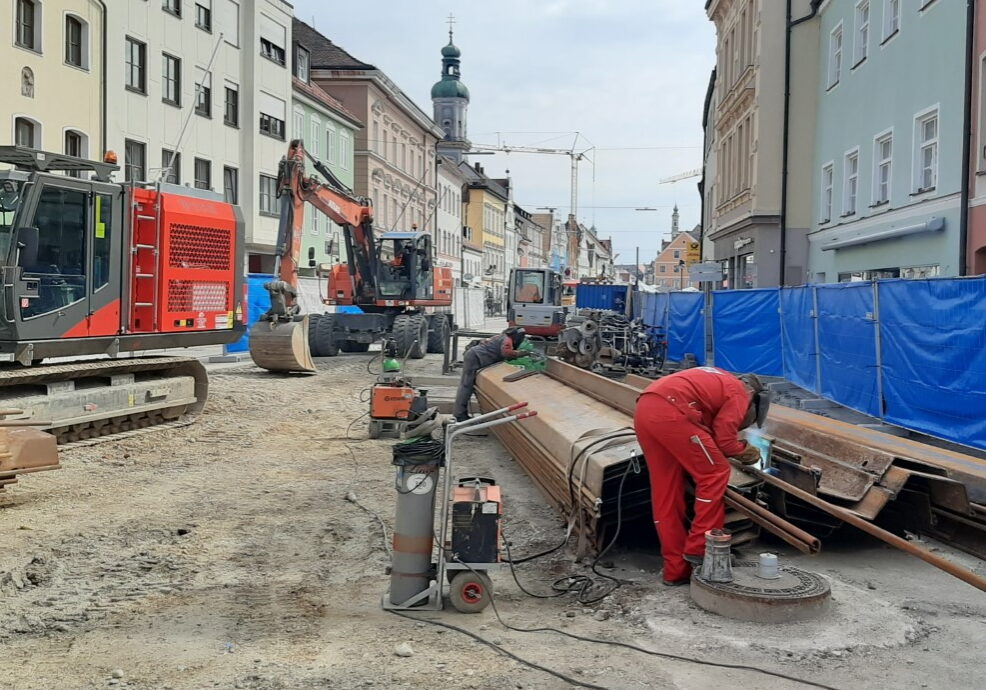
[732,443,761,466]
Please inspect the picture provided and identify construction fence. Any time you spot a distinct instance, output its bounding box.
[635,277,986,452]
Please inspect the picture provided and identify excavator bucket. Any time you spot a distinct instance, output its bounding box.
[248,315,316,373]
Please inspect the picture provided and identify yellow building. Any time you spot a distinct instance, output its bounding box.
[461,161,507,297]
[5,0,104,159]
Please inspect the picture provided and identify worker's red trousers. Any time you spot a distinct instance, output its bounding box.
[634,393,732,583]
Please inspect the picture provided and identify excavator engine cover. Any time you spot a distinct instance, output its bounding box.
[248,315,316,373]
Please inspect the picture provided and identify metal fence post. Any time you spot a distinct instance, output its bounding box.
[709,290,716,367]
[872,281,885,419]
[812,285,822,395]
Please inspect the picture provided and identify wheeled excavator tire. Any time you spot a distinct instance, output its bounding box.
[0,356,211,447]
[315,314,339,357]
[339,341,370,353]
[392,313,427,359]
[426,315,449,354]
[308,313,323,357]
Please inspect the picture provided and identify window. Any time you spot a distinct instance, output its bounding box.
[162,53,181,106]
[65,16,85,68]
[14,117,37,148]
[843,150,859,215]
[15,0,38,52]
[161,149,180,184]
[260,113,285,139]
[195,2,211,31]
[194,158,211,190]
[310,118,320,157]
[294,45,310,82]
[124,139,146,182]
[883,0,900,40]
[126,37,146,93]
[340,132,351,170]
[93,193,112,290]
[259,175,278,215]
[163,0,181,17]
[64,130,85,177]
[873,132,892,205]
[224,85,238,126]
[326,125,337,163]
[828,24,843,88]
[260,37,285,65]
[659,264,666,273]
[223,166,238,204]
[822,162,834,221]
[195,72,211,117]
[854,2,869,66]
[673,249,680,259]
[915,110,938,192]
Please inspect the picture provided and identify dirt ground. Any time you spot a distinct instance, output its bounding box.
[1,352,985,690]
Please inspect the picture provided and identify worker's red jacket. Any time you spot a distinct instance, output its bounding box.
[639,367,750,457]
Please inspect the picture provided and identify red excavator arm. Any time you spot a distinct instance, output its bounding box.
[249,139,373,373]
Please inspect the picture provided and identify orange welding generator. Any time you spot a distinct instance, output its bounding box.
[368,339,428,439]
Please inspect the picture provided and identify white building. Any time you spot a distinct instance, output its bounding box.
[105,0,294,273]
[436,155,464,284]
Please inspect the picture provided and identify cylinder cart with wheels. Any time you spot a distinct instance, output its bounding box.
[381,404,536,613]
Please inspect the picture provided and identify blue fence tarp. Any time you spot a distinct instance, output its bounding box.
[666,292,706,364]
[226,273,275,353]
[815,283,880,417]
[779,287,817,393]
[577,284,629,312]
[879,278,986,449]
[711,288,782,376]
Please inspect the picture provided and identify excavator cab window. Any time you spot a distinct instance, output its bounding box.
[0,179,24,259]
[513,269,546,304]
[18,186,87,318]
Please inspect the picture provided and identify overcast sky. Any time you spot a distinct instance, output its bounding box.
[292,0,716,264]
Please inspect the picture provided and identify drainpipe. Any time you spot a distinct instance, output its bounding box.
[95,0,108,155]
[960,0,975,276]
[781,0,821,286]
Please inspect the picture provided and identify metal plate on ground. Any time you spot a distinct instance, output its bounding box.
[690,562,831,624]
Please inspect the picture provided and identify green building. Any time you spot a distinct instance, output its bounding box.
[290,47,362,275]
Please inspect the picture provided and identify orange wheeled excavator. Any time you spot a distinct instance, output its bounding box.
[249,141,454,373]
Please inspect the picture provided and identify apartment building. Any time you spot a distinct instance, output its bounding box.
[515,204,546,269]
[461,161,507,297]
[103,0,293,273]
[291,23,362,275]
[806,0,966,281]
[5,0,104,159]
[706,0,786,288]
[436,155,464,283]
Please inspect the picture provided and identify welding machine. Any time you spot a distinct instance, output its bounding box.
[368,339,428,439]
[450,477,502,564]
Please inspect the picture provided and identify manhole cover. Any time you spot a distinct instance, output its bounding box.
[691,562,831,623]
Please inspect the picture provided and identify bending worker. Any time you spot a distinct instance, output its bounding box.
[633,367,769,585]
[454,327,527,422]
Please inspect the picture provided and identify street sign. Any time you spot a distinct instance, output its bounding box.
[688,262,723,283]
[686,241,701,264]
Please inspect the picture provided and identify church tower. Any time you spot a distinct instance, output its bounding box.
[431,19,470,162]
[671,204,680,237]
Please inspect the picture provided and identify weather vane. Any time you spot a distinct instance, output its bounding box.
[447,12,456,40]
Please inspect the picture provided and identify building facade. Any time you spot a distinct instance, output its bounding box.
[436,155,464,284]
[652,231,699,290]
[515,204,546,269]
[461,161,507,301]
[5,0,104,161]
[807,0,966,282]
[706,0,786,288]
[105,0,294,273]
[290,66,362,275]
[299,21,442,242]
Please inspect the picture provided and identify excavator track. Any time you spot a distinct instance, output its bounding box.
[0,356,209,446]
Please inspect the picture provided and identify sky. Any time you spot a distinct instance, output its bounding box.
[291,0,716,265]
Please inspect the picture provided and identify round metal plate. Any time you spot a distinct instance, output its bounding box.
[691,562,831,623]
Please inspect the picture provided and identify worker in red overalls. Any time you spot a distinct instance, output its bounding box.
[634,367,768,585]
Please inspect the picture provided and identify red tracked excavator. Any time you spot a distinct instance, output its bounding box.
[0,146,245,444]
[249,141,453,372]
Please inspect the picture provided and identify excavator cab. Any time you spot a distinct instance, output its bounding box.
[377,231,434,302]
[507,267,566,338]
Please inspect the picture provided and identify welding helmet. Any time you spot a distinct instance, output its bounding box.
[738,373,771,429]
[504,327,526,348]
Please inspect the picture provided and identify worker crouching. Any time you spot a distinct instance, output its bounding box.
[633,367,769,585]
[453,327,527,422]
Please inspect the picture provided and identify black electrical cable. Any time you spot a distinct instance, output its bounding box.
[392,438,445,495]
[386,609,606,689]
[453,553,842,690]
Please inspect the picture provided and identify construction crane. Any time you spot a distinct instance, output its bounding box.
[469,142,591,221]
[659,168,703,185]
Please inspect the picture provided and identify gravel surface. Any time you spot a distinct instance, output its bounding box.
[1,352,984,689]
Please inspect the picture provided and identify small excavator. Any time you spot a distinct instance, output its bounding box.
[249,141,453,373]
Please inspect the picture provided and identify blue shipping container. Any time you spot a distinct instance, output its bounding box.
[576,284,629,312]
